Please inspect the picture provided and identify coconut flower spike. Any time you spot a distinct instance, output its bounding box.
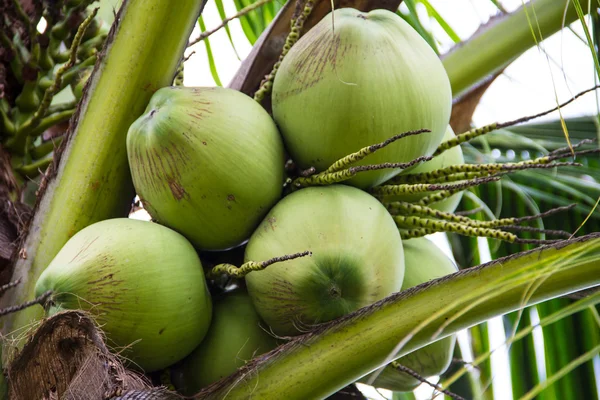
[324,129,431,174]
[391,160,582,185]
[290,129,432,189]
[434,85,600,157]
[371,176,502,197]
[394,215,519,242]
[388,202,575,237]
[293,157,432,188]
[208,251,312,279]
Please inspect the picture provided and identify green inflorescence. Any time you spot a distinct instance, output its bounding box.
[208,251,312,279]
[324,129,431,174]
[276,102,593,245]
[394,215,518,242]
[254,0,316,103]
[433,123,498,156]
[2,1,108,181]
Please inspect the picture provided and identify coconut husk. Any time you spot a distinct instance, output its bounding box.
[229,0,403,107]
[6,310,178,400]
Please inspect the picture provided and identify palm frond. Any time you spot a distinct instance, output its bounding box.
[232,0,284,44]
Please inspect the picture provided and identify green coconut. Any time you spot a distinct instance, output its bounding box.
[381,126,465,213]
[244,185,405,336]
[171,289,277,395]
[34,218,212,372]
[126,86,286,251]
[272,8,452,189]
[361,237,458,391]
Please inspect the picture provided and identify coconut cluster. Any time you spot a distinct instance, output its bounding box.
[34,7,462,395]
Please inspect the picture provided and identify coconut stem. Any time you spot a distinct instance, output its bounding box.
[506,204,576,225]
[370,176,501,197]
[253,0,315,103]
[400,227,568,241]
[434,86,600,157]
[393,215,518,242]
[208,251,312,279]
[391,161,582,185]
[389,362,466,400]
[0,279,21,295]
[418,189,463,207]
[293,157,432,188]
[324,129,431,174]
[501,225,572,238]
[386,202,493,227]
[399,228,437,239]
[396,216,563,244]
[0,290,52,318]
[433,124,498,157]
[387,202,574,238]
[549,139,596,156]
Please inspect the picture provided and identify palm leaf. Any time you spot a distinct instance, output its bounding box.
[397,0,439,54]
[504,310,541,399]
[214,0,241,59]
[198,234,600,399]
[232,0,284,44]
[198,16,224,86]
[419,0,461,44]
[463,116,600,241]
[455,115,600,399]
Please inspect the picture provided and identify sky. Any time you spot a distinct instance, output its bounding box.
[141,1,599,399]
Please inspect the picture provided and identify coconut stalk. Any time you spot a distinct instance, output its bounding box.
[442,0,581,98]
[197,234,600,400]
[0,0,206,362]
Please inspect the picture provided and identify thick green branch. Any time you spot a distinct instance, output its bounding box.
[442,0,580,97]
[197,234,600,400]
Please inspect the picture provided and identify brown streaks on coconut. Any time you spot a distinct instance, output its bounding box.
[127,86,285,251]
[34,219,213,373]
[69,236,99,263]
[264,217,277,232]
[244,185,404,335]
[272,8,452,188]
[168,179,187,201]
[86,273,125,287]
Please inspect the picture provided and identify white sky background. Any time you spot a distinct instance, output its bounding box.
[179,1,599,399]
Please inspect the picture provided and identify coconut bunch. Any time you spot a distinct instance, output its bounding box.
[32,5,591,397]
